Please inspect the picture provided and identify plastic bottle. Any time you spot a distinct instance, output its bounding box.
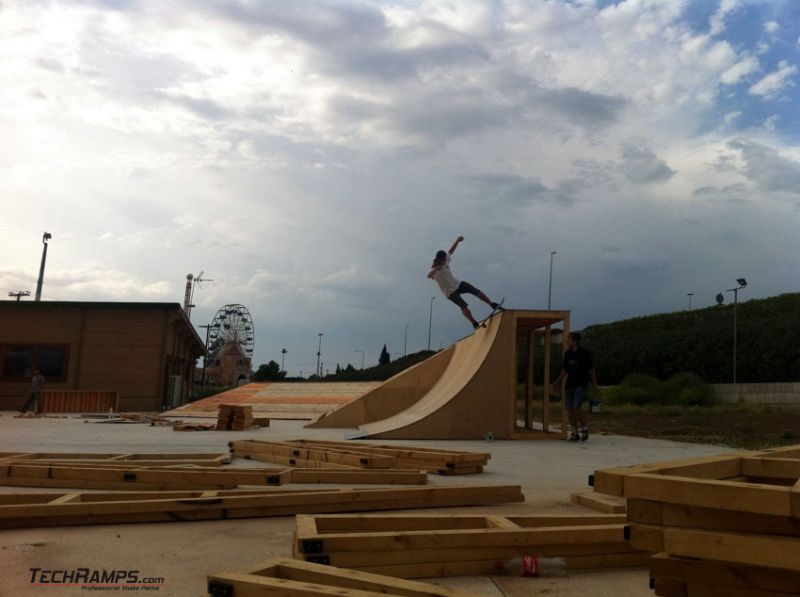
[498,555,568,577]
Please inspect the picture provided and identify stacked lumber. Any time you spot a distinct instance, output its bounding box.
[0,452,231,466]
[217,404,254,430]
[591,444,800,596]
[230,439,490,475]
[208,556,483,597]
[292,513,648,578]
[0,484,524,528]
[0,463,429,491]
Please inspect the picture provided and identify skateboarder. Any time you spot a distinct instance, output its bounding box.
[427,236,503,329]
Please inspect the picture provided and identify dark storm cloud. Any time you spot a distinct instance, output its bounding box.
[469,173,578,208]
[618,143,675,183]
[535,87,628,129]
[727,139,800,193]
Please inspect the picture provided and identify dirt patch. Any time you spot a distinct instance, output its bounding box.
[591,403,800,449]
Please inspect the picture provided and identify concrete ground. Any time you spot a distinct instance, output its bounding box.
[0,413,737,597]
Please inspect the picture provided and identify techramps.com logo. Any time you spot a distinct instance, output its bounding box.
[29,568,165,591]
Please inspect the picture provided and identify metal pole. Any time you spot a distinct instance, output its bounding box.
[316,333,324,378]
[733,289,738,385]
[35,232,52,301]
[355,350,365,369]
[427,297,435,350]
[200,325,211,388]
[280,348,287,373]
[687,292,694,310]
[404,324,409,356]
[547,251,556,310]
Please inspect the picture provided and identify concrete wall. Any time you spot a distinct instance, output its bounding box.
[713,382,800,404]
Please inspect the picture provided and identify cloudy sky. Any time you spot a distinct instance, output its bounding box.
[1,0,798,376]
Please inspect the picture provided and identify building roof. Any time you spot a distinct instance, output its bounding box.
[0,300,206,351]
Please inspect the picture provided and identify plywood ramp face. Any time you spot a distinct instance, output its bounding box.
[358,311,514,440]
[306,347,456,429]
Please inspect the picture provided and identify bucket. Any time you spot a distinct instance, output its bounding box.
[589,399,601,414]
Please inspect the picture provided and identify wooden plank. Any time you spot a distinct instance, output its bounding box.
[0,485,524,528]
[289,469,427,485]
[234,449,360,470]
[571,491,626,514]
[230,441,396,469]
[627,498,800,537]
[631,524,800,570]
[621,472,792,517]
[650,552,800,594]
[741,456,800,479]
[662,526,800,571]
[208,557,483,596]
[301,543,642,569]
[350,550,649,579]
[592,452,751,496]
[296,524,627,553]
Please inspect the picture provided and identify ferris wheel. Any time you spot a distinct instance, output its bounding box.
[207,304,255,359]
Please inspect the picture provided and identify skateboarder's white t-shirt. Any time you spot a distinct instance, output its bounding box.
[432,256,460,298]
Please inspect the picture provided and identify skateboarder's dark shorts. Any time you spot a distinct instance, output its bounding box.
[447,281,480,309]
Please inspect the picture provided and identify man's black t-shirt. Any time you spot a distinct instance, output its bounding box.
[562,347,593,389]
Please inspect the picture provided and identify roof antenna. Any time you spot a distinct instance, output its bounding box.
[183,270,213,320]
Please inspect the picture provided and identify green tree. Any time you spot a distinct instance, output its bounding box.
[379,344,391,366]
[253,360,286,381]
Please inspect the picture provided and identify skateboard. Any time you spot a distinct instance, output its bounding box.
[477,297,505,328]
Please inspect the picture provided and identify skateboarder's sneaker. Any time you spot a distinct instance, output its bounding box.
[491,299,505,312]
[567,431,580,442]
[579,428,589,442]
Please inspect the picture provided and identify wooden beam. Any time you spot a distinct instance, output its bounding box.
[208,557,484,597]
[0,485,524,529]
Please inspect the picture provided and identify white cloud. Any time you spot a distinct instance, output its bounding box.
[720,55,759,85]
[749,60,798,98]
[764,115,779,131]
[723,111,742,124]
[764,21,779,34]
[709,0,740,36]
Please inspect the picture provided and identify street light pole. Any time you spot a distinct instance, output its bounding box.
[547,251,556,310]
[687,292,694,311]
[35,232,52,302]
[726,279,747,385]
[356,350,365,369]
[427,297,435,350]
[316,333,324,378]
[280,348,287,374]
[404,324,409,356]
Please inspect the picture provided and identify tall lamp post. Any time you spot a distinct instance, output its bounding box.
[726,278,747,385]
[403,324,409,356]
[686,292,694,311]
[35,232,52,301]
[547,250,556,310]
[355,350,365,369]
[427,297,435,350]
[316,333,324,378]
[199,323,220,389]
[280,348,287,374]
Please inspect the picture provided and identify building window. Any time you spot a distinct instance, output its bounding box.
[1,345,69,382]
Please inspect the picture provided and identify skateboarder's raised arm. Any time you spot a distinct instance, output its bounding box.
[448,236,464,255]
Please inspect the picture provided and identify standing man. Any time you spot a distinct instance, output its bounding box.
[20,369,44,415]
[551,332,599,441]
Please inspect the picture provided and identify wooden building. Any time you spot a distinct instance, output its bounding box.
[0,301,205,412]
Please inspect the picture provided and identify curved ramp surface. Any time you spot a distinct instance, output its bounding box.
[358,311,514,440]
[305,347,455,429]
